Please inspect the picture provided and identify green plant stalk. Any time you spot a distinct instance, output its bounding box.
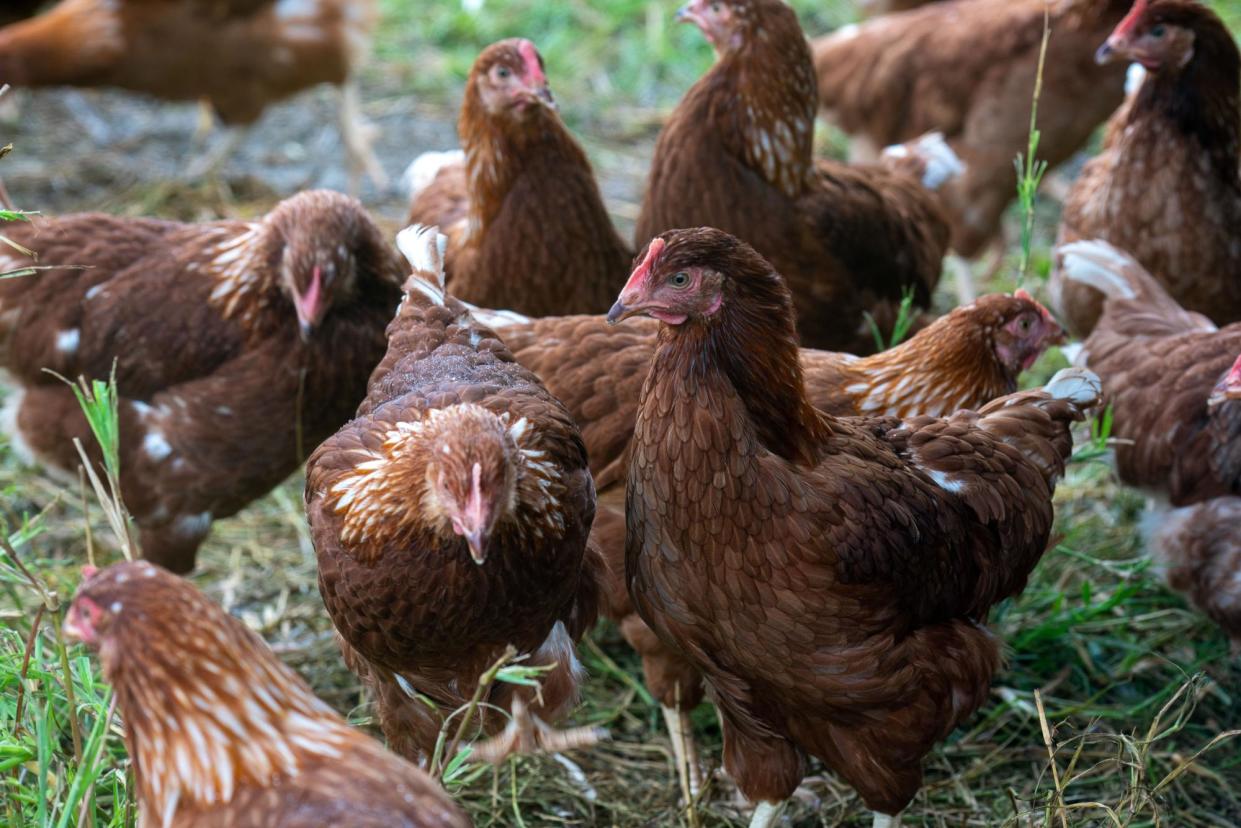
[1016,5,1052,282]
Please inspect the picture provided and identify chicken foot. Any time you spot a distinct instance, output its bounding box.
[662,704,705,801]
[338,79,388,193]
[468,696,605,765]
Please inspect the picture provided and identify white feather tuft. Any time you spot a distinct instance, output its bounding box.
[1043,367,1102,406]
[1125,62,1147,97]
[1058,342,1087,366]
[1056,240,1139,300]
[401,148,465,201]
[396,224,447,289]
[461,301,532,329]
[884,131,964,191]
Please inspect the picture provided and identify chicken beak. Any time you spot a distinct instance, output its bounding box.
[606,299,631,325]
[535,84,556,108]
[456,461,491,565]
[465,529,488,565]
[294,266,324,341]
[1095,38,1120,65]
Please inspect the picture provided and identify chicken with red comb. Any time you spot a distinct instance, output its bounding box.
[635,0,958,352]
[306,225,603,765]
[0,190,404,573]
[63,560,471,828]
[406,38,631,317]
[1050,0,1241,336]
[612,226,1099,827]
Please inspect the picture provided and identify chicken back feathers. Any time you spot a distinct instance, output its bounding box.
[0,0,375,124]
[63,561,470,828]
[814,0,1131,257]
[1058,239,1241,504]
[1147,497,1241,644]
[1051,0,1241,335]
[0,191,403,573]
[406,39,631,317]
[634,0,951,352]
[616,227,1099,814]
[306,226,598,762]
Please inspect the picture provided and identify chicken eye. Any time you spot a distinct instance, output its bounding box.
[496,66,511,79]
[710,2,721,11]
[1150,24,1166,38]
[1017,317,1033,333]
[669,271,691,288]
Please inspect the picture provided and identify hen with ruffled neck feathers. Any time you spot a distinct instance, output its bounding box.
[406,39,631,317]
[615,227,1100,826]
[64,561,469,828]
[307,226,602,765]
[635,0,954,352]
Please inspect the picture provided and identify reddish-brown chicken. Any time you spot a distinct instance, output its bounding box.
[63,561,471,828]
[860,0,942,16]
[406,39,631,316]
[609,227,1100,826]
[486,289,1062,793]
[813,0,1131,257]
[306,226,601,764]
[0,0,384,182]
[1148,495,1241,646]
[1050,0,1241,336]
[635,0,958,352]
[0,191,404,572]
[1057,240,1241,504]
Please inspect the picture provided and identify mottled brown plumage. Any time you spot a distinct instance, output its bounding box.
[1148,497,1241,645]
[306,227,599,763]
[814,0,1131,256]
[860,0,943,15]
[614,227,1099,819]
[635,0,951,352]
[1051,0,1241,336]
[0,0,374,125]
[405,39,631,316]
[0,191,403,573]
[63,561,470,828]
[1058,240,1241,504]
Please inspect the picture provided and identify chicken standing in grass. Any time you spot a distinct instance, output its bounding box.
[487,290,1064,794]
[0,0,386,184]
[406,39,631,316]
[306,226,602,764]
[1050,0,1241,336]
[0,190,404,573]
[64,560,471,828]
[1058,240,1241,641]
[635,0,959,352]
[610,227,1100,827]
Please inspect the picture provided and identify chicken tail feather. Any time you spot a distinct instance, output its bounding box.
[881,131,964,191]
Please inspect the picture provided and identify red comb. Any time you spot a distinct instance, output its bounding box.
[81,564,99,581]
[621,238,666,297]
[516,39,546,87]
[1226,353,1241,385]
[1113,0,1149,39]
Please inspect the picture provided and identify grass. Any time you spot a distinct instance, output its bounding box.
[4,0,1241,826]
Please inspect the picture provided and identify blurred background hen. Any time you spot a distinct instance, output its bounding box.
[3,0,1241,826]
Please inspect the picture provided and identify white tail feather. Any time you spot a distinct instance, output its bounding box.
[1043,367,1102,406]
[402,149,465,201]
[396,225,447,306]
[883,131,964,190]
[461,301,532,329]
[1056,240,1140,300]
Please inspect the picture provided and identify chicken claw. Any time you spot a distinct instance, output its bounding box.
[468,697,606,765]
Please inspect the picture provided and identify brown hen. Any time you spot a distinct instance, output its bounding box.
[63,560,471,828]
[610,227,1099,826]
[306,226,601,764]
[814,0,1131,258]
[406,39,631,316]
[1050,0,1241,336]
[635,0,957,353]
[0,191,403,573]
[487,290,1062,794]
[0,0,384,182]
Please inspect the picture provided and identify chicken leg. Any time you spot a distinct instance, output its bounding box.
[338,79,387,193]
[468,696,605,764]
[872,812,903,828]
[748,800,785,828]
[663,704,704,800]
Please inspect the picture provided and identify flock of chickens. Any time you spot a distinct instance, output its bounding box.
[1,0,1239,824]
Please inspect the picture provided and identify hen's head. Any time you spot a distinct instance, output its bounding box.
[468,39,555,119]
[267,190,389,339]
[1208,354,1241,408]
[974,290,1066,380]
[1096,0,1221,72]
[605,227,789,337]
[677,0,794,54]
